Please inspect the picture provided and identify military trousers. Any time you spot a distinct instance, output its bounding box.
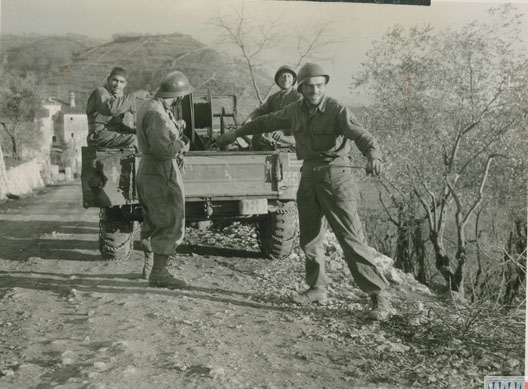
[296,160,388,293]
[137,157,185,256]
[87,128,137,149]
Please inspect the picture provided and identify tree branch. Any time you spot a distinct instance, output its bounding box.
[0,121,16,138]
[194,72,217,90]
[377,187,400,227]
[407,163,434,232]
[457,118,516,176]
[462,154,505,225]
[446,127,464,175]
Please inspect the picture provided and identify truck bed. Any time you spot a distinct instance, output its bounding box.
[81,147,301,209]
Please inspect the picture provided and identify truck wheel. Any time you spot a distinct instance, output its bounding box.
[99,207,135,261]
[258,202,298,260]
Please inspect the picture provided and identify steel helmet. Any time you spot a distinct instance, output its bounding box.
[274,65,297,86]
[155,71,193,98]
[296,63,330,92]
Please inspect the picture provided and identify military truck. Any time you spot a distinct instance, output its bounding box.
[81,92,301,261]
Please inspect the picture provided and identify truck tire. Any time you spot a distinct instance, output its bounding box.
[258,201,298,260]
[99,206,135,261]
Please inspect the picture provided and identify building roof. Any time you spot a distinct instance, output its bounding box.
[46,97,86,114]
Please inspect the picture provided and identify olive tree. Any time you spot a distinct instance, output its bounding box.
[354,6,527,295]
[0,70,44,160]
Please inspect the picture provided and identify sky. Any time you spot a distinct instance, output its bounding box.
[1,0,528,104]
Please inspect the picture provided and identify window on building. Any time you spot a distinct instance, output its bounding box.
[52,135,57,142]
[71,133,74,138]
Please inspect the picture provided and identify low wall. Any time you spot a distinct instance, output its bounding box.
[0,158,73,200]
[5,160,45,197]
[0,146,7,200]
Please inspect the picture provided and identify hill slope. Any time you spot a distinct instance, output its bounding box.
[42,33,270,118]
[0,34,103,79]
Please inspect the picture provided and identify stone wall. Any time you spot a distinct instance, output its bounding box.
[5,160,45,197]
[0,102,76,201]
[0,143,70,201]
[0,144,8,200]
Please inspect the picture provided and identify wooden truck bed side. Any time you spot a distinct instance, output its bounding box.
[81,147,301,209]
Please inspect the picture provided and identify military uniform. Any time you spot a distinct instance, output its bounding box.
[249,87,302,151]
[234,95,388,294]
[136,98,187,256]
[86,86,136,148]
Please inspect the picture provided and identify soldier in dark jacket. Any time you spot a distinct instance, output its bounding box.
[218,63,392,320]
[248,65,302,151]
[86,67,137,148]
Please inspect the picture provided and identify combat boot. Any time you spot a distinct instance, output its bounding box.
[292,286,327,305]
[148,253,187,289]
[142,251,153,280]
[368,290,391,321]
[141,238,153,280]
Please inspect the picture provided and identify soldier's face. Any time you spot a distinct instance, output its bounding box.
[301,76,326,106]
[107,75,127,95]
[278,72,294,90]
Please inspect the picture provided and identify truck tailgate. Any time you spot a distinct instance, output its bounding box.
[81,148,301,208]
[182,151,301,201]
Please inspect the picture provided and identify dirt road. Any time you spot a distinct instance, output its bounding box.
[0,182,523,388]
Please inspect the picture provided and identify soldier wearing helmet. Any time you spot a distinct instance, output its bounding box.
[86,67,137,148]
[218,63,392,320]
[246,65,302,151]
[136,71,193,289]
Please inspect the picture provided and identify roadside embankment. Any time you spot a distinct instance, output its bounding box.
[5,160,45,198]
[0,156,72,201]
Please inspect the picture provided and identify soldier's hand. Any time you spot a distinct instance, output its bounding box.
[180,135,190,153]
[366,158,382,176]
[217,131,238,147]
[176,119,186,131]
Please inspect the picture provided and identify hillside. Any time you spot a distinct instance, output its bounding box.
[0,34,75,52]
[0,34,40,51]
[0,34,103,79]
[40,33,270,118]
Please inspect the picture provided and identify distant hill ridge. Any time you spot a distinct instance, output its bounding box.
[5,32,272,118]
[1,34,103,81]
[0,33,103,52]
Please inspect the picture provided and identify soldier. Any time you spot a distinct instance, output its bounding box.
[86,67,137,148]
[217,63,392,320]
[136,71,192,289]
[247,65,302,151]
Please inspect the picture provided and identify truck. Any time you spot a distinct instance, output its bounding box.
[81,92,301,261]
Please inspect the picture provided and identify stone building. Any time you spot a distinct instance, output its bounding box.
[44,92,88,178]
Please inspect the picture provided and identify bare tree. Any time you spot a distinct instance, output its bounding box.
[289,22,338,71]
[210,1,338,105]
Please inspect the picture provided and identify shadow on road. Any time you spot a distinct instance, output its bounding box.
[177,243,263,259]
[0,220,100,262]
[0,271,300,314]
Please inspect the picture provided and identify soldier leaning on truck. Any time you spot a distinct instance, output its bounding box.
[86,67,137,148]
[247,65,302,151]
[218,63,392,320]
[136,71,192,289]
